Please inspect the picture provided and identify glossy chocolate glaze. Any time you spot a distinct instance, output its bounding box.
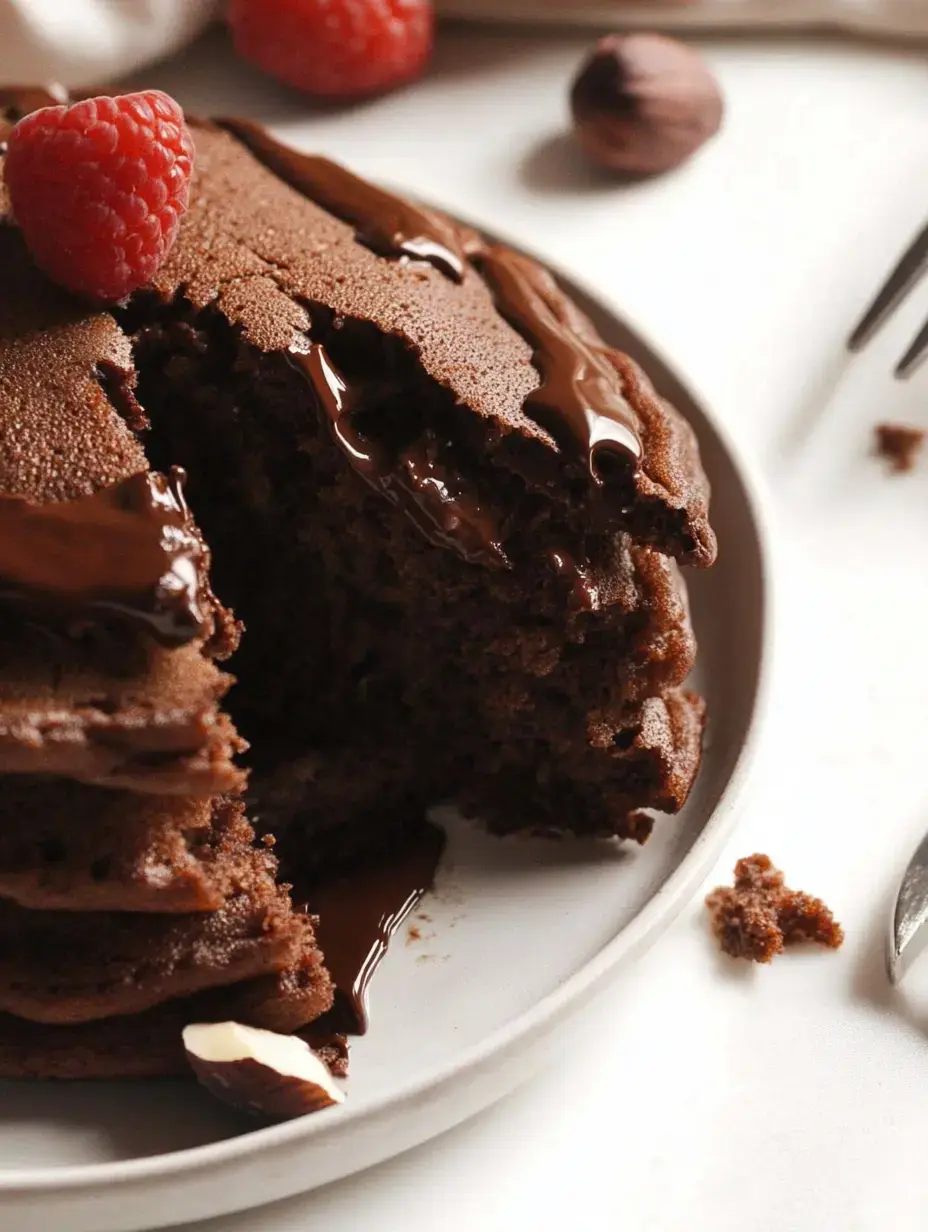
[220,118,642,485]
[306,821,446,1034]
[473,246,642,478]
[0,469,209,646]
[218,118,468,283]
[289,342,509,568]
[547,548,600,612]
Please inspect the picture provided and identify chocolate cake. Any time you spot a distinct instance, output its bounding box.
[0,784,256,912]
[0,89,716,1080]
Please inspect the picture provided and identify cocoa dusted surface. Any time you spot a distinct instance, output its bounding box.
[0,228,146,504]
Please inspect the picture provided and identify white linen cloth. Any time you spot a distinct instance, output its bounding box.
[436,0,928,38]
[0,0,220,87]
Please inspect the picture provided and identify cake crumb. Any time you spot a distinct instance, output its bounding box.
[875,423,924,472]
[300,1033,349,1078]
[706,854,843,963]
[625,810,653,844]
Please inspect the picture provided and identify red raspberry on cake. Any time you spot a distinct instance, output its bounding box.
[228,0,434,100]
[3,90,194,303]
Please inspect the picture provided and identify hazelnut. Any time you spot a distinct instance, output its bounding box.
[569,34,723,176]
[183,1021,345,1121]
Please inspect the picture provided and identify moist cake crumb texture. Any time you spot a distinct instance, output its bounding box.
[0,88,717,1079]
[706,855,844,963]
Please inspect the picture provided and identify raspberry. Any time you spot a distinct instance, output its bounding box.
[3,91,194,303]
[228,0,433,100]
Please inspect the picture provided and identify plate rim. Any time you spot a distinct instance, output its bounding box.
[0,249,774,1208]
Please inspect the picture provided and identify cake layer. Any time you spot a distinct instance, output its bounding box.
[0,785,263,912]
[0,959,334,1079]
[0,855,316,1023]
[0,643,245,795]
[464,687,707,840]
[0,227,245,796]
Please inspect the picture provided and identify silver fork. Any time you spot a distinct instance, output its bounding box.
[850,227,928,981]
[889,832,928,985]
[848,220,928,379]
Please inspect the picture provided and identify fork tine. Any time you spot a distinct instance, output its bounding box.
[848,219,928,353]
[895,315,928,379]
[889,827,928,983]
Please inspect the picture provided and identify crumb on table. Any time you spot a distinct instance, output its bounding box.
[705,854,844,963]
[875,423,925,473]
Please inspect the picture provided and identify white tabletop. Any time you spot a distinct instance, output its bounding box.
[146,25,928,1232]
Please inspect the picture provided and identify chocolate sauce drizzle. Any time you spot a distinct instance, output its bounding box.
[306,821,446,1034]
[0,470,209,646]
[472,246,642,479]
[547,548,600,612]
[288,342,509,569]
[219,118,468,283]
[218,117,642,485]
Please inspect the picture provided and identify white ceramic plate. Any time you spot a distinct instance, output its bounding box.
[0,257,770,1232]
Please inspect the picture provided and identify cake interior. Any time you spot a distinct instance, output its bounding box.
[117,293,675,875]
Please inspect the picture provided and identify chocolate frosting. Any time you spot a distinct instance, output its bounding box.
[0,469,210,647]
[472,246,642,477]
[219,118,643,485]
[219,118,469,283]
[289,342,509,568]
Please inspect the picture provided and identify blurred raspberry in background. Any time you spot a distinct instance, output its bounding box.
[227,0,434,99]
